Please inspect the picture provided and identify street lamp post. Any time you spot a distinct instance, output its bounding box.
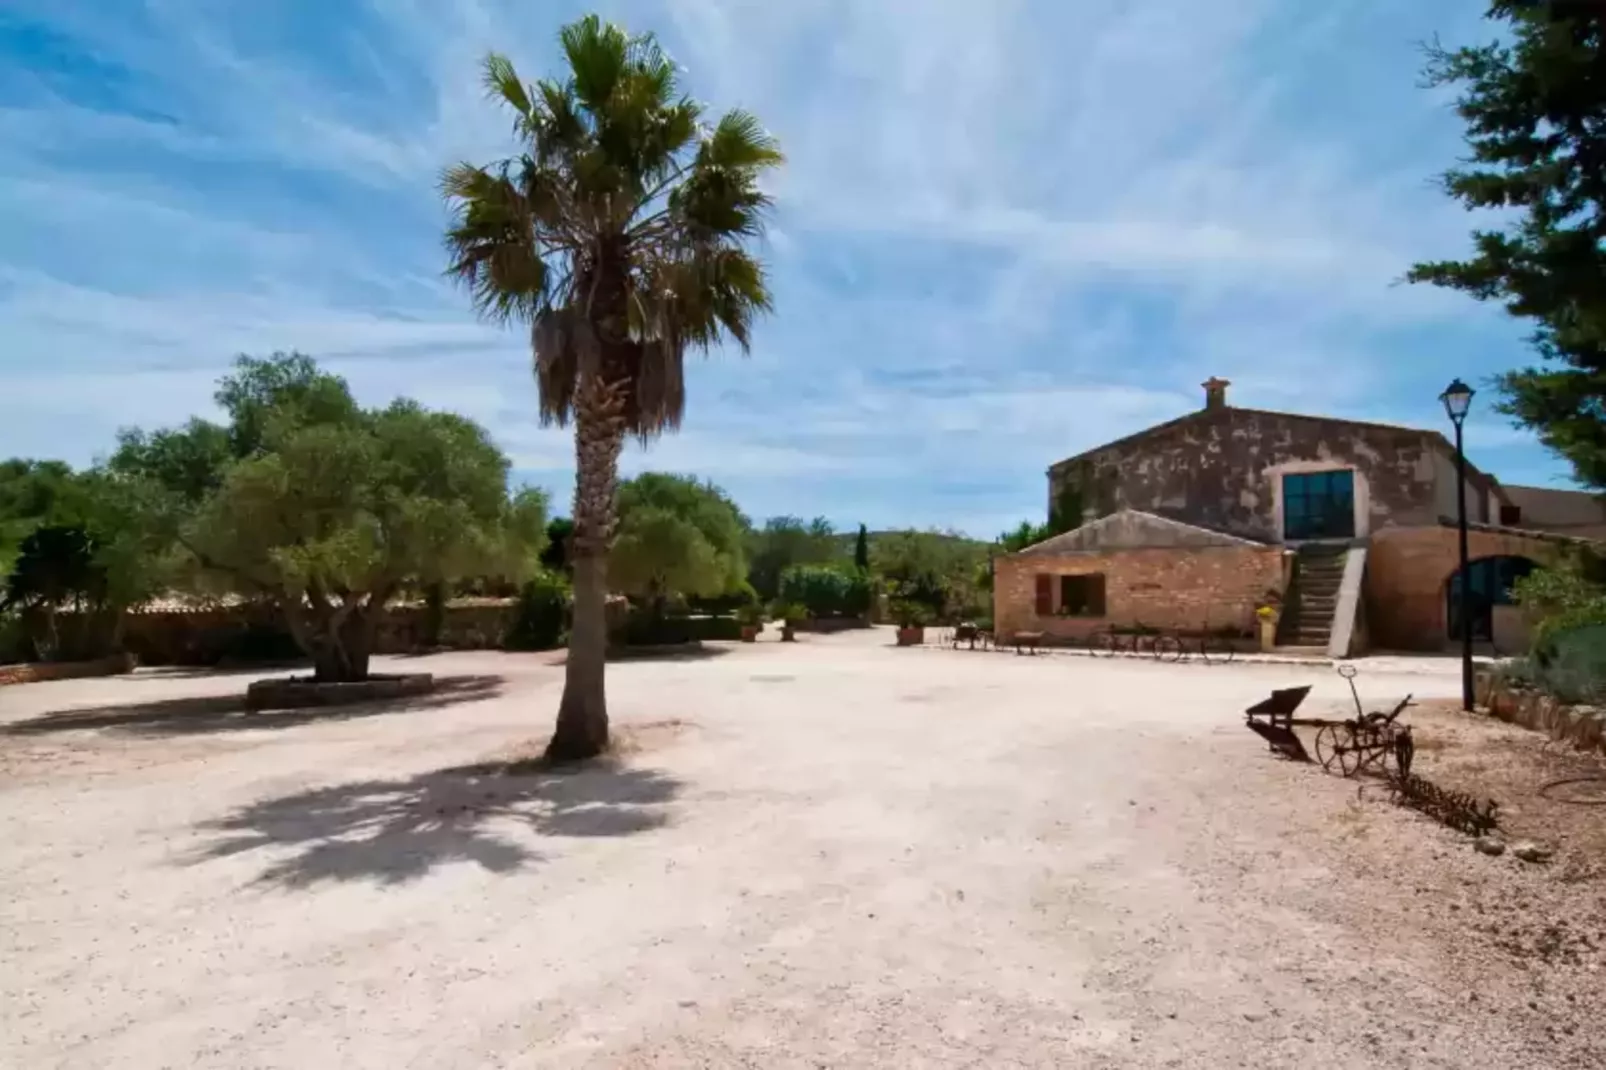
[1440,378,1476,712]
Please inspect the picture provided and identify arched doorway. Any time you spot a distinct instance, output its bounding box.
[1446,555,1538,641]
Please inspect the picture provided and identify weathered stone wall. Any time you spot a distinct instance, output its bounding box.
[1475,669,1605,755]
[1048,409,1480,544]
[993,545,1287,644]
[1365,526,1566,652]
[0,653,137,687]
[104,602,522,667]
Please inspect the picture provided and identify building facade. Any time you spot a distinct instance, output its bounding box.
[999,378,1604,653]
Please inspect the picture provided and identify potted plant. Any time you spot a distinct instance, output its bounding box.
[891,600,930,646]
[735,602,765,643]
[772,602,808,642]
[1256,604,1280,651]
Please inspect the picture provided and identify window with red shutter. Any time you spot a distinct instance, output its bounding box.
[1034,574,1052,616]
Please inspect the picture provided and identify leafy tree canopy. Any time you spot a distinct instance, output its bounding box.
[610,473,747,607]
[1,461,172,630]
[540,516,575,574]
[747,515,839,601]
[1409,1,1606,487]
[873,528,990,618]
[122,354,546,681]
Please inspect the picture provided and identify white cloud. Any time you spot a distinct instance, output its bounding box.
[0,0,1579,537]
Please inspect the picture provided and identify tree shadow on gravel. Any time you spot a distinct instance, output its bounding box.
[189,758,682,887]
[0,675,505,738]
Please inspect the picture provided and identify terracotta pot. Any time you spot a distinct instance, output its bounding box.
[740,625,759,643]
[781,624,797,642]
[896,626,924,647]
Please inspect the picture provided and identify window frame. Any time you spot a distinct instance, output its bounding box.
[1056,573,1107,618]
[1282,470,1356,541]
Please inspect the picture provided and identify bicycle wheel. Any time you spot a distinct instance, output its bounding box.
[1151,634,1185,663]
[1199,634,1237,665]
[1091,630,1120,658]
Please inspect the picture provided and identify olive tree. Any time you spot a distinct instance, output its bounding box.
[121,355,546,682]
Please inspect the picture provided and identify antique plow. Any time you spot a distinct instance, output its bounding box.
[1243,665,1415,779]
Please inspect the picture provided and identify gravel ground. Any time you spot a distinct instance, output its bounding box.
[2,634,1601,1069]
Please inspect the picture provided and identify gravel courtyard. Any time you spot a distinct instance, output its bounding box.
[3,633,1600,1069]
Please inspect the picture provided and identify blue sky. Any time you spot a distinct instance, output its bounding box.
[0,0,1577,538]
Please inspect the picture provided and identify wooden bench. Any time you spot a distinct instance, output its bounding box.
[1011,631,1044,656]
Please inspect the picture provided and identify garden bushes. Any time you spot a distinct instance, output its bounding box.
[504,573,571,651]
[777,564,872,620]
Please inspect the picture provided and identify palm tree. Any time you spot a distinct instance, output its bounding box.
[442,15,783,761]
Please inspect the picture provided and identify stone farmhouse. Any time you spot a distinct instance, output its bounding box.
[993,378,1606,655]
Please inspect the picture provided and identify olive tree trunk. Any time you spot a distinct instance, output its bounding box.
[283,597,381,683]
[545,375,627,763]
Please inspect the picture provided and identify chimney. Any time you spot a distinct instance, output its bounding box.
[1202,376,1230,411]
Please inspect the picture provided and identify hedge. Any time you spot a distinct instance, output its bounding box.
[778,564,872,619]
[617,612,743,646]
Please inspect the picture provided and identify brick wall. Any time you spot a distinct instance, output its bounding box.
[993,546,1287,644]
[1365,526,1567,651]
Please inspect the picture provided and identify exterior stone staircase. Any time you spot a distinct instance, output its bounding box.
[1277,544,1349,649]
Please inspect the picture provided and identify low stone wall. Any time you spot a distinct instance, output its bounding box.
[1474,669,1605,755]
[0,653,137,687]
[106,602,521,667]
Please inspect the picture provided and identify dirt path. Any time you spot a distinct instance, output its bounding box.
[2,640,1600,1068]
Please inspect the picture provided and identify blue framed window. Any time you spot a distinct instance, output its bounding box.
[1282,471,1355,541]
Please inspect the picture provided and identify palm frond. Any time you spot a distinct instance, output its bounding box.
[533,307,581,427]
[447,20,783,438]
[482,52,534,123]
[440,163,550,325]
[700,109,785,170]
[560,14,630,115]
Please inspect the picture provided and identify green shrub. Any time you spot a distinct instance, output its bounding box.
[1514,560,1606,653]
[618,611,742,646]
[889,599,931,628]
[693,615,742,641]
[778,564,872,618]
[1532,623,1606,704]
[0,611,26,664]
[504,572,570,651]
[687,581,760,616]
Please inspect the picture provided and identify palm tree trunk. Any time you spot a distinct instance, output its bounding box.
[546,375,627,763]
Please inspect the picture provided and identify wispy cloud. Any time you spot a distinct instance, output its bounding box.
[0,0,1569,536]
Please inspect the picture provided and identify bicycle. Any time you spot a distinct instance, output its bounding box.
[1126,626,1239,665]
[1194,629,1238,665]
[1089,625,1161,658]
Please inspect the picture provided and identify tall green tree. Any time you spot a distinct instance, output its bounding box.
[119,355,546,682]
[853,523,870,571]
[1409,1,1606,488]
[443,16,783,760]
[0,459,77,579]
[747,516,838,601]
[610,473,747,616]
[1,461,173,659]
